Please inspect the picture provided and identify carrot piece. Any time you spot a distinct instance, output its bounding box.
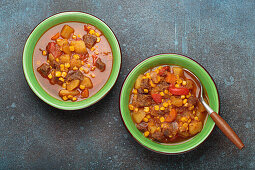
[165,73,176,84]
[165,108,177,122]
[51,32,60,40]
[81,88,89,98]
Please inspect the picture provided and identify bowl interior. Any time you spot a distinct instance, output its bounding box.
[23,12,121,110]
[120,54,219,154]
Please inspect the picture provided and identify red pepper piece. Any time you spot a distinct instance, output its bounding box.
[151,94,162,104]
[169,87,189,95]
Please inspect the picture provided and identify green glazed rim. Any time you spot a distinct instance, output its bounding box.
[119,53,220,154]
[23,12,121,110]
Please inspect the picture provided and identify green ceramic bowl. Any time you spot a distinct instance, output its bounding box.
[23,12,121,110]
[120,53,219,154]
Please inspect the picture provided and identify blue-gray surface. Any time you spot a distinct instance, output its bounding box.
[0,0,254,169]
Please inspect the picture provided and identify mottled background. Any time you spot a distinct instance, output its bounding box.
[0,0,254,169]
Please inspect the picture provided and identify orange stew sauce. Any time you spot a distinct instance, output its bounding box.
[129,66,208,143]
[33,22,113,101]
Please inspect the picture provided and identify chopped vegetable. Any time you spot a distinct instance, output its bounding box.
[169,87,189,95]
[60,25,74,39]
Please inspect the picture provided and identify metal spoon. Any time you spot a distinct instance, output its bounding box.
[184,69,244,150]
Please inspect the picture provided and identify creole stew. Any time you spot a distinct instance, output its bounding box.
[33,22,112,101]
[129,66,208,143]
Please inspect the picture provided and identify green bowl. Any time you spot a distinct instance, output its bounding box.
[23,12,121,110]
[119,53,219,154]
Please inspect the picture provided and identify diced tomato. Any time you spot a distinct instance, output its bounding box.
[46,42,62,58]
[92,54,98,65]
[158,66,170,76]
[151,93,162,104]
[165,108,177,122]
[169,87,189,95]
[84,25,90,32]
[165,73,176,84]
[51,32,60,40]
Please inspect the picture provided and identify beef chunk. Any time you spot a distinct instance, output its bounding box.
[83,34,97,49]
[37,63,51,78]
[46,42,62,58]
[50,60,60,70]
[140,78,150,89]
[188,96,198,106]
[162,122,178,137]
[95,58,106,72]
[136,122,148,132]
[133,94,153,107]
[66,71,84,82]
[151,131,164,142]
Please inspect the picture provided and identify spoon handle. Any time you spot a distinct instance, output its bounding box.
[210,112,244,150]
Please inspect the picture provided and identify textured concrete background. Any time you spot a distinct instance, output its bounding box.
[0,0,254,169]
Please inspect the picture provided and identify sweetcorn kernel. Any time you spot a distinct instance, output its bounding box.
[89,30,95,35]
[154,105,159,111]
[48,73,53,79]
[181,117,188,122]
[129,104,134,110]
[77,34,82,38]
[73,66,78,71]
[60,64,65,71]
[146,115,151,119]
[87,64,91,68]
[55,71,61,77]
[62,96,68,101]
[163,102,169,108]
[95,32,100,37]
[144,89,149,93]
[182,81,187,86]
[96,37,101,43]
[69,46,75,51]
[91,47,95,51]
[160,92,164,96]
[72,97,77,101]
[164,89,169,94]
[181,95,186,99]
[144,107,150,113]
[55,58,59,62]
[72,35,77,39]
[183,99,188,104]
[194,116,199,121]
[84,68,89,74]
[62,83,66,89]
[157,127,161,131]
[184,103,189,107]
[150,81,156,87]
[73,54,80,59]
[80,85,85,90]
[42,50,47,56]
[134,108,139,112]
[160,117,165,122]
[160,107,165,111]
[91,66,96,71]
[188,105,194,110]
[132,89,138,94]
[143,117,149,122]
[79,67,84,71]
[81,61,85,65]
[175,84,180,88]
[144,131,150,137]
[186,93,191,98]
[59,77,64,82]
[65,63,70,68]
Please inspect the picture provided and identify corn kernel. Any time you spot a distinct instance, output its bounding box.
[72,35,77,39]
[159,92,164,96]
[55,71,61,77]
[146,115,151,119]
[157,127,161,131]
[56,39,61,42]
[161,124,164,128]
[155,69,159,74]
[77,34,82,38]
[160,107,165,111]
[91,47,95,51]
[181,95,186,99]
[150,81,156,87]
[188,105,194,110]
[154,105,159,111]
[195,116,199,121]
[186,93,191,98]
[164,89,169,94]
[188,119,191,123]
[69,46,75,51]
[128,104,134,110]
[72,97,77,101]
[142,76,147,79]
[180,117,188,122]
[146,73,150,77]
[95,32,100,37]
[184,103,189,107]
[193,110,195,114]
[96,37,101,43]
[73,54,80,59]
[81,61,85,65]
[62,96,68,101]
[79,67,84,71]
[50,66,52,69]
[183,123,188,128]
[55,58,59,62]
[65,63,70,68]
[62,83,66,89]
[132,89,138,94]
[73,66,78,71]
[144,89,149,93]
[60,64,65,71]
[163,102,168,108]
[90,73,95,78]
[183,99,188,104]
[144,131,150,137]
[67,95,73,99]
[48,73,53,79]
[42,50,47,56]
[182,81,187,86]
[144,107,150,113]
[143,117,149,122]
[47,60,50,63]
[95,51,99,55]
[89,30,95,35]
[175,84,180,88]
[134,108,138,112]
[177,78,183,84]
[84,68,89,74]
[160,117,165,122]
[59,77,64,82]
[158,66,162,70]
[87,64,91,68]
[80,85,85,90]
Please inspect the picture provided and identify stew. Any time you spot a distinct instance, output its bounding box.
[129,66,208,143]
[33,22,113,101]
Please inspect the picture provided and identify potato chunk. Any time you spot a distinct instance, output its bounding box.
[134,75,143,89]
[59,89,79,97]
[59,54,70,64]
[56,39,68,46]
[170,96,183,107]
[60,25,74,39]
[80,76,93,89]
[70,58,82,69]
[70,40,87,54]
[62,45,71,54]
[189,121,203,135]
[132,109,146,124]
[173,67,184,77]
[67,79,80,91]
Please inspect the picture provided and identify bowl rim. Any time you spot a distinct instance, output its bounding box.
[119,53,220,155]
[23,11,122,110]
